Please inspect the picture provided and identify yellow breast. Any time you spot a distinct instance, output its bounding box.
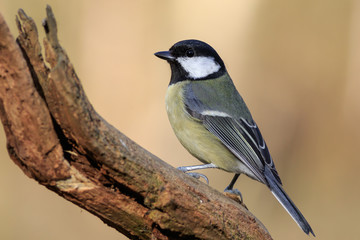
[165,81,246,173]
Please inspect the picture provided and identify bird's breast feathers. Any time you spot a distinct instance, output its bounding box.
[165,81,257,177]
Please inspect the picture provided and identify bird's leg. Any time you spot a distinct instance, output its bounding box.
[177,163,218,184]
[224,173,243,203]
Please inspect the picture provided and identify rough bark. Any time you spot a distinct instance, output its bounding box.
[0,6,272,240]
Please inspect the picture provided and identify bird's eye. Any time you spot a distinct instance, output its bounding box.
[185,49,194,58]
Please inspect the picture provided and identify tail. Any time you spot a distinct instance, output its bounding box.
[264,167,315,236]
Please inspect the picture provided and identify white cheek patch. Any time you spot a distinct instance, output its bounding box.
[177,56,221,79]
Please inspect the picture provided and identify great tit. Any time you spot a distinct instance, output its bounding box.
[155,39,314,236]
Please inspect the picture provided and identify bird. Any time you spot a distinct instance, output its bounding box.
[154,39,314,236]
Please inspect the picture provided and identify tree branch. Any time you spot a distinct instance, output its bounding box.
[0,6,272,240]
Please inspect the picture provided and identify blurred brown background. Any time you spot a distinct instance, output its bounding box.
[0,0,359,239]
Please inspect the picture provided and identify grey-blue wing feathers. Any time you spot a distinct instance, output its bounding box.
[202,115,266,182]
[183,77,314,236]
[184,77,281,184]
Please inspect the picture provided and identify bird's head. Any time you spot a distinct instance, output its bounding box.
[155,39,226,84]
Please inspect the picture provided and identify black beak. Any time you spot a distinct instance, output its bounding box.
[154,51,175,61]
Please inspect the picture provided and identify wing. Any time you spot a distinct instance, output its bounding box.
[203,115,282,185]
[184,77,282,185]
[239,117,282,184]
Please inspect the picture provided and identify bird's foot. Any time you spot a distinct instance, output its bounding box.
[224,188,244,204]
[224,188,243,202]
[186,172,209,184]
[177,167,209,184]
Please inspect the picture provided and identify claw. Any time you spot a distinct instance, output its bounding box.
[176,164,217,184]
[224,188,243,203]
[186,172,209,184]
[177,167,210,184]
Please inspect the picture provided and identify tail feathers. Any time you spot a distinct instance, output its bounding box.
[264,167,315,236]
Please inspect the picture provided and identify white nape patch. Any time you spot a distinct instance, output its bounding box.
[177,56,221,79]
[201,110,230,117]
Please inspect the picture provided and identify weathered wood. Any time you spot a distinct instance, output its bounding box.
[0,6,272,240]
